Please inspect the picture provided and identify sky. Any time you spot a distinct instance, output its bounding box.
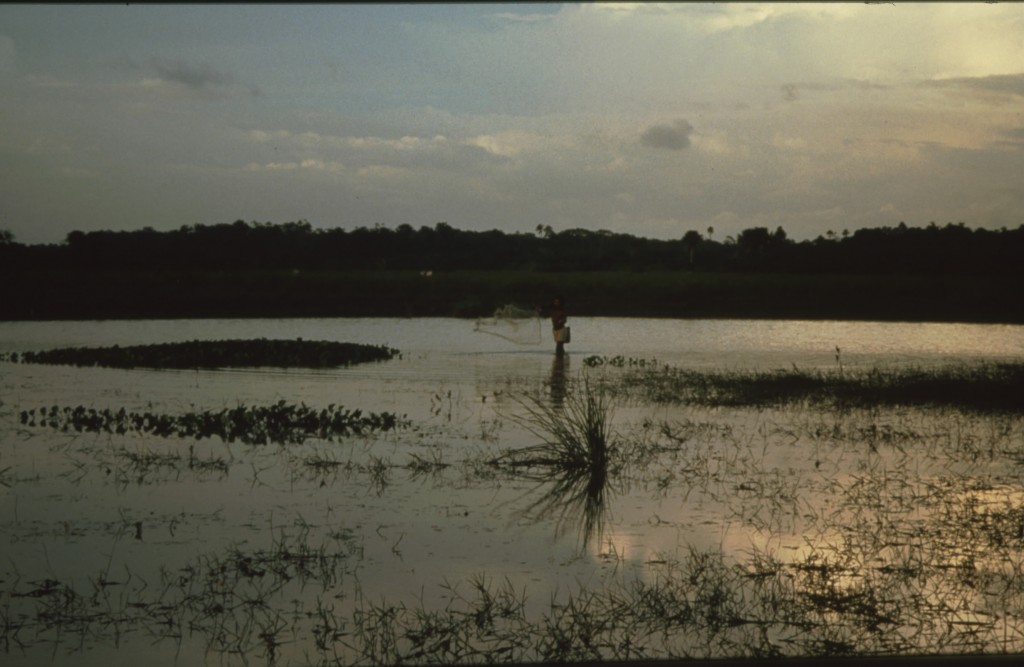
[2,2,1023,245]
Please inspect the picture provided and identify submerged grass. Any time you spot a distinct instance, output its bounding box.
[4,397,1024,663]
[618,361,1024,413]
[8,500,1024,664]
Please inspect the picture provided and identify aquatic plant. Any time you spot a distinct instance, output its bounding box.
[6,405,1024,665]
[490,377,618,548]
[20,401,406,445]
[500,377,615,472]
[582,354,658,368]
[2,338,399,369]
[616,361,1024,413]
[1,524,361,659]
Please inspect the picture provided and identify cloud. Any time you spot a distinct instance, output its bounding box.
[244,159,345,173]
[640,119,694,150]
[149,57,260,96]
[691,3,859,34]
[1003,127,1024,141]
[926,73,1024,98]
[0,35,14,73]
[490,12,555,24]
[467,130,546,158]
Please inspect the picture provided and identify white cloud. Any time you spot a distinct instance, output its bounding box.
[489,12,555,24]
[467,131,545,158]
[244,159,344,173]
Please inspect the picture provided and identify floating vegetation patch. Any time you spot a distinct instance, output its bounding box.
[1,338,400,369]
[582,354,658,368]
[616,362,1024,413]
[20,401,406,445]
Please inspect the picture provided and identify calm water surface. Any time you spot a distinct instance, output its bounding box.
[1,318,1022,665]
[3,315,1021,368]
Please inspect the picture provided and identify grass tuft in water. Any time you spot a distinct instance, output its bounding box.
[499,376,615,473]
[491,377,617,548]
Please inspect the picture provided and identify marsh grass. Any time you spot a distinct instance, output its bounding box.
[8,533,1023,664]
[5,335,1024,664]
[6,406,1024,663]
[335,523,1024,663]
[619,362,1024,413]
[489,377,618,548]
[1,524,362,659]
[495,376,615,472]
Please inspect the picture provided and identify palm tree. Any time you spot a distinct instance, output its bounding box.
[682,230,702,269]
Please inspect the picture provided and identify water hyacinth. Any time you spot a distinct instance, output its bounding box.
[20,401,406,445]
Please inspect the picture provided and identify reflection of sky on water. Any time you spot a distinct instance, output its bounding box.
[2,317,1021,364]
[2,318,1023,663]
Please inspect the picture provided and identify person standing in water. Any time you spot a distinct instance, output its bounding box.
[550,295,568,357]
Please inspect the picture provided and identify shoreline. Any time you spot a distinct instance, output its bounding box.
[3,269,1023,324]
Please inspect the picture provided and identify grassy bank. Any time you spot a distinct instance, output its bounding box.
[2,268,1022,323]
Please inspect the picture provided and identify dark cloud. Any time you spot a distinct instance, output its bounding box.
[994,126,1024,149]
[780,79,887,102]
[640,119,694,150]
[926,73,1024,97]
[150,57,260,96]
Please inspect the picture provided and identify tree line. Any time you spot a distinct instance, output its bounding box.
[2,219,1022,276]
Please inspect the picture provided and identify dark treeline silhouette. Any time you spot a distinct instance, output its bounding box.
[2,219,1022,275]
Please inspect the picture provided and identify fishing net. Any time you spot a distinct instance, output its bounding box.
[473,304,542,345]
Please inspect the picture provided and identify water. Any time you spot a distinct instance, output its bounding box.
[1,318,1023,664]
[3,316,1020,372]
[3,317,1019,421]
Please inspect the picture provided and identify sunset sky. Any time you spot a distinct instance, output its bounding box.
[2,3,1023,244]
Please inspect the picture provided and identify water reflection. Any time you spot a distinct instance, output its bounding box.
[512,371,616,551]
[518,450,614,551]
[5,318,1024,664]
[548,353,569,407]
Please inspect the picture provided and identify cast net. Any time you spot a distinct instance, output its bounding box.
[473,304,542,345]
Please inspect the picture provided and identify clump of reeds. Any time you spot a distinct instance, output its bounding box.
[500,376,615,473]
[490,377,618,548]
